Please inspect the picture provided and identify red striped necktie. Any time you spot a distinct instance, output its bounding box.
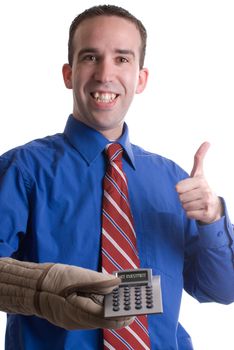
[102,143,151,350]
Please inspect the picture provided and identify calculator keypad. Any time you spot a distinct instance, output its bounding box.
[104,276,163,318]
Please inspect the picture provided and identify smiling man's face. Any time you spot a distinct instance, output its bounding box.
[62,15,148,140]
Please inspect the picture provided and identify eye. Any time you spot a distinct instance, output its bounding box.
[83,55,97,62]
[118,57,129,63]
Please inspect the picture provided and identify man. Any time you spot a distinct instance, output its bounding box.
[0,4,233,350]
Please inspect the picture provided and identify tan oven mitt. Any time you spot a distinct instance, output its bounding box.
[0,258,133,330]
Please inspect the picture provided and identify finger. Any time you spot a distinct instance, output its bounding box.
[181,198,205,212]
[179,188,203,205]
[61,277,121,297]
[190,141,210,177]
[176,177,204,194]
[185,209,205,221]
[72,295,134,329]
[77,277,121,294]
[107,316,135,329]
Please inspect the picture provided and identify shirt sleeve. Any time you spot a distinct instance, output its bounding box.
[183,198,234,304]
[0,154,29,257]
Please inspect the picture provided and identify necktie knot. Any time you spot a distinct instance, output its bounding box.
[105,143,123,163]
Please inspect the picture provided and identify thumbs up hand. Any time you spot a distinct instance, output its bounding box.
[176,142,223,224]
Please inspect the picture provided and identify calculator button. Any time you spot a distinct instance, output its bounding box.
[124,298,130,303]
[146,294,152,299]
[124,294,130,299]
[113,306,120,311]
[124,305,131,311]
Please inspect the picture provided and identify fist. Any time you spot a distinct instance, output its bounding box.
[176,142,223,224]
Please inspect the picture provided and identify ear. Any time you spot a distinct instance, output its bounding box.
[135,68,149,94]
[62,64,73,89]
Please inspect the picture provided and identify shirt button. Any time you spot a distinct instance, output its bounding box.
[217,231,223,237]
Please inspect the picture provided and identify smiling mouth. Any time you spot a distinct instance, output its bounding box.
[90,92,118,103]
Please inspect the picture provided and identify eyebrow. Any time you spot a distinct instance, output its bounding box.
[116,49,136,59]
[78,48,99,57]
[77,48,136,59]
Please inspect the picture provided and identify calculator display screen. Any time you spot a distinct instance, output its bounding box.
[117,270,149,284]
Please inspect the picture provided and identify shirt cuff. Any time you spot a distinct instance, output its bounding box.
[197,199,234,249]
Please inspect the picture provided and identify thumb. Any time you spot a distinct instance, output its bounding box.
[190,141,210,177]
[60,277,121,297]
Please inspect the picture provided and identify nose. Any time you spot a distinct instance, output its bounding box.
[93,58,114,83]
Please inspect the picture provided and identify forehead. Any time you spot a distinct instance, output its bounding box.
[72,15,142,53]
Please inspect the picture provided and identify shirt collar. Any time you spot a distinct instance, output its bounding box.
[63,115,136,168]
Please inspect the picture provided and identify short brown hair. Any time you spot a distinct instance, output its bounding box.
[68,5,147,69]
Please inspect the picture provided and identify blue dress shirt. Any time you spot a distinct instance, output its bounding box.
[0,115,234,350]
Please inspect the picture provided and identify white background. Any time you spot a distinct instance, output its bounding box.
[0,0,234,349]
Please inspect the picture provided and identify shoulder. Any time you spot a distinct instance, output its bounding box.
[131,143,188,181]
[0,133,66,172]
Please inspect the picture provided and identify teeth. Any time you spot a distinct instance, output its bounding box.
[93,92,116,103]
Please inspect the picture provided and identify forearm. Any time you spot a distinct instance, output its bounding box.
[0,258,54,315]
[0,257,132,330]
[184,210,234,304]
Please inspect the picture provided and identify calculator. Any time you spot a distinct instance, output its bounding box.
[104,268,163,318]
